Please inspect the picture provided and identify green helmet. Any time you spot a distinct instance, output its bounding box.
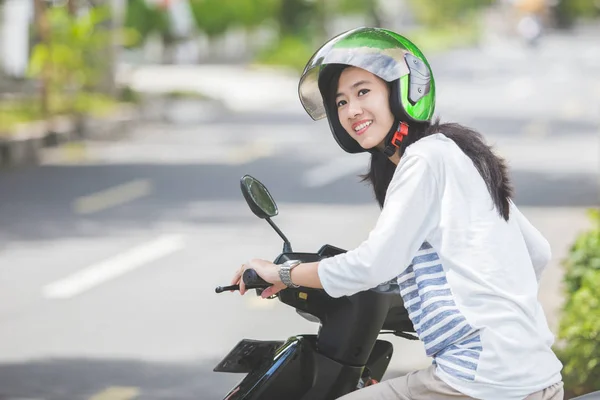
[298,27,436,154]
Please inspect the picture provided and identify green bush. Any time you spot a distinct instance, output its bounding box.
[556,209,600,396]
[555,0,600,22]
[124,0,170,47]
[0,99,44,134]
[255,35,313,73]
[408,21,481,54]
[562,209,600,295]
[406,0,494,27]
[28,5,136,117]
[188,0,279,37]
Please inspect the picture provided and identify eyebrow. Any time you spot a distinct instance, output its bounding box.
[335,80,371,99]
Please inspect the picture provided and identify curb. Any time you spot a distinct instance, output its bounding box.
[139,94,227,125]
[0,121,46,168]
[78,104,140,141]
[0,104,139,170]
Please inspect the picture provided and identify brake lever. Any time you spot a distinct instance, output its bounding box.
[215,285,239,293]
[215,269,273,294]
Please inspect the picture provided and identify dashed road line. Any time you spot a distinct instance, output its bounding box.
[43,234,185,299]
[89,386,140,400]
[73,179,153,215]
[303,154,369,188]
[226,138,275,165]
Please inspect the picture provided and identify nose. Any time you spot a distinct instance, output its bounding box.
[347,99,362,119]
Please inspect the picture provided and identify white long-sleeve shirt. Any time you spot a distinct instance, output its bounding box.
[318,133,562,400]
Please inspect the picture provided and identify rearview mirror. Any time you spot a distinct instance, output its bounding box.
[240,175,278,219]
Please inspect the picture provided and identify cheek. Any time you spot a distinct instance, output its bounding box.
[375,99,394,126]
[338,110,352,133]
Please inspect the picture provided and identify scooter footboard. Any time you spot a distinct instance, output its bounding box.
[220,335,364,400]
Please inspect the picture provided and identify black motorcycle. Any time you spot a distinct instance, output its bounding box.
[214,175,600,400]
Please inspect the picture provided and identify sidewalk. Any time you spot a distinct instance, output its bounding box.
[116,64,302,114]
[116,26,600,124]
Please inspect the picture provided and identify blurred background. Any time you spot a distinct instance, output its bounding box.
[0,0,599,399]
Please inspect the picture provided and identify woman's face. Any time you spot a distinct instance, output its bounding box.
[336,67,395,150]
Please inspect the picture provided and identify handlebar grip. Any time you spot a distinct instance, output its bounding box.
[243,269,272,289]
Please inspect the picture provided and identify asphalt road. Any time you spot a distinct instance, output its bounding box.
[0,30,598,400]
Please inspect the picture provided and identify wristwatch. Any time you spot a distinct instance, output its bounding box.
[278,259,301,288]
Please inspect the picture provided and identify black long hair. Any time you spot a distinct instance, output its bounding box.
[361,118,514,221]
[324,65,513,220]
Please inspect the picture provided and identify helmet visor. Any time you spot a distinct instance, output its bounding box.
[298,27,411,121]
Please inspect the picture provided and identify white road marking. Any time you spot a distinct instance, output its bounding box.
[522,119,549,138]
[43,234,185,299]
[303,154,369,188]
[560,98,585,120]
[89,387,140,400]
[73,179,153,214]
[226,138,274,165]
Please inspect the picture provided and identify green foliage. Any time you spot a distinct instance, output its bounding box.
[336,0,371,15]
[165,90,209,100]
[408,20,482,53]
[556,0,600,20]
[73,92,119,117]
[557,209,600,395]
[255,35,314,73]
[28,5,135,116]
[563,209,600,295]
[406,0,495,27]
[29,6,112,90]
[275,0,317,37]
[118,86,142,104]
[0,99,43,134]
[124,0,171,46]
[187,0,279,37]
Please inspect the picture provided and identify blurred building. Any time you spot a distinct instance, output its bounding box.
[0,0,34,78]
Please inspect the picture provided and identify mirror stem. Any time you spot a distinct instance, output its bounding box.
[266,217,293,252]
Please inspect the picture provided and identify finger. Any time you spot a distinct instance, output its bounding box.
[261,283,284,299]
[230,267,243,286]
[239,265,247,295]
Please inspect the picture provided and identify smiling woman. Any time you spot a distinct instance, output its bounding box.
[233,27,566,400]
[334,67,396,159]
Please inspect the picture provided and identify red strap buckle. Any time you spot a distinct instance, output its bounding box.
[391,122,409,148]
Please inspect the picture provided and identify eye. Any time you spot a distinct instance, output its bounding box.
[336,99,347,108]
[358,88,370,96]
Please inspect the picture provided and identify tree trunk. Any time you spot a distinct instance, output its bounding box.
[33,0,50,116]
[67,0,77,15]
[104,0,121,96]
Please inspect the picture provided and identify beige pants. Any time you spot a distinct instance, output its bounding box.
[337,365,564,400]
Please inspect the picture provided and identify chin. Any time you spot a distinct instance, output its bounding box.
[358,138,380,150]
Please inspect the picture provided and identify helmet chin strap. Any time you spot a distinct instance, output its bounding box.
[375,120,409,157]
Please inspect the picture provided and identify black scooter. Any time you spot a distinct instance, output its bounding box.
[214,175,600,400]
[214,175,417,400]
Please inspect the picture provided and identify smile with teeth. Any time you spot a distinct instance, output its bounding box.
[353,120,372,134]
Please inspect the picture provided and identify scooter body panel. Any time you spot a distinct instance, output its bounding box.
[220,335,378,400]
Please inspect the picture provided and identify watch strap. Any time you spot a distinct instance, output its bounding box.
[279,260,301,288]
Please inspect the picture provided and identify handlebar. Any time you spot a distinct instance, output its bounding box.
[215,269,272,294]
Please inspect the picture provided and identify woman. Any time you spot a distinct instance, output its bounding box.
[231,27,564,400]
